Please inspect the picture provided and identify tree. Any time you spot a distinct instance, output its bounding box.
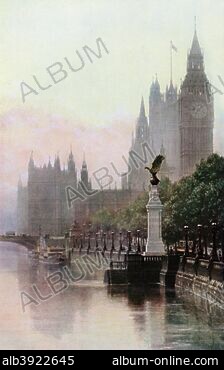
[163,154,224,243]
[159,176,173,204]
[91,208,116,231]
[115,192,148,231]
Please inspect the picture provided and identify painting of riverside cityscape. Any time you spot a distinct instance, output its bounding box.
[0,0,224,351]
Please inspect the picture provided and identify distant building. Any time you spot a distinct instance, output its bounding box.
[17,152,140,235]
[150,78,180,181]
[179,30,214,176]
[25,151,77,235]
[127,26,214,190]
[128,97,151,191]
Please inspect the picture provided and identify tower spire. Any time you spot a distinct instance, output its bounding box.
[68,147,75,172]
[140,96,146,117]
[80,153,89,188]
[179,20,213,178]
[48,156,52,169]
[154,74,160,89]
[28,150,34,170]
[190,23,202,56]
[187,22,203,72]
[136,96,148,141]
[54,153,61,171]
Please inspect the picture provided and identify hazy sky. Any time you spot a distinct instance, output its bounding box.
[1,0,224,230]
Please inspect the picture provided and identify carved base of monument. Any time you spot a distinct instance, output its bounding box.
[145,185,165,255]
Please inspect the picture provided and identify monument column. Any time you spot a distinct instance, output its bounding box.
[145,154,165,255]
[145,185,164,254]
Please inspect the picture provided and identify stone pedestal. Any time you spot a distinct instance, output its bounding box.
[145,185,165,254]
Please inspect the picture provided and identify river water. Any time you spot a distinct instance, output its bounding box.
[0,241,224,350]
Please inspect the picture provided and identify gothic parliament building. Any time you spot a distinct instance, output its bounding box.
[128,28,214,189]
[17,28,214,235]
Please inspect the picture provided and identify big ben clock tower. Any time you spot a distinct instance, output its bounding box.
[179,27,214,177]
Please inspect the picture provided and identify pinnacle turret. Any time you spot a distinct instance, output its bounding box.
[140,96,146,118]
[135,97,149,141]
[149,75,162,106]
[190,30,202,56]
[28,151,34,170]
[68,149,76,173]
[54,155,61,171]
[154,75,160,90]
[187,27,204,72]
[80,154,89,189]
[68,151,73,161]
[166,80,177,102]
[48,157,52,169]
[82,152,87,168]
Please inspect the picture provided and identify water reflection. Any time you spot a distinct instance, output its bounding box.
[0,242,224,349]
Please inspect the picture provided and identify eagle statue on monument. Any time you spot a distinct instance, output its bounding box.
[145,154,165,185]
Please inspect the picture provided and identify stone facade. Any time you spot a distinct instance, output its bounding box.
[128,28,214,189]
[175,257,224,313]
[128,97,151,191]
[26,152,77,235]
[179,31,214,177]
[17,152,141,236]
[149,79,180,181]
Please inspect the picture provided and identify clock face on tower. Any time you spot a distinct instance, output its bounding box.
[190,101,207,119]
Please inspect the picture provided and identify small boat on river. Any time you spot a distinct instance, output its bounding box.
[31,235,67,265]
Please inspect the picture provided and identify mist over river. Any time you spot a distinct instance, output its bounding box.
[0,241,224,350]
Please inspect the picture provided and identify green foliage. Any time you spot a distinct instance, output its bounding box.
[91,208,116,230]
[163,154,224,243]
[159,177,173,204]
[115,192,148,231]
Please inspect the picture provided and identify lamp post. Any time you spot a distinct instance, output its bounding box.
[111,232,115,251]
[197,224,203,258]
[127,231,132,253]
[137,230,141,254]
[95,232,99,251]
[103,232,107,251]
[119,231,123,251]
[80,234,83,251]
[203,225,208,259]
[87,233,91,253]
[211,222,218,261]
[83,223,86,239]
[184,225,189,257]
